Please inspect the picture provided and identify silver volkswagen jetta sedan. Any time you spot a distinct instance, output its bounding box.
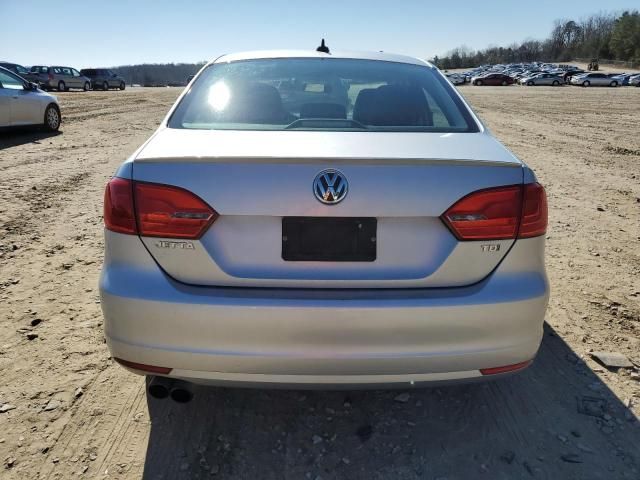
[100,50,549,390]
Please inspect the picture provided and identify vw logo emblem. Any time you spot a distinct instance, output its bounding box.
[313,169,348,204]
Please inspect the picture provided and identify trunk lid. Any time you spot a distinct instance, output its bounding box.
[132,129,523,288]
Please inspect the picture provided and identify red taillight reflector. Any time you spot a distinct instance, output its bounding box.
[519,183,548,238]
[104,177,137,234]
[114,358,172,374]
[134,182,218,239]
[480,360,532,375]
[442,186,522,240]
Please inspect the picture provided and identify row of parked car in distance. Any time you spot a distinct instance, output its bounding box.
[0,61,126,91]
[445,62,640,87]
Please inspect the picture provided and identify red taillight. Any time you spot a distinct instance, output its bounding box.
[442,185,522,240]
[134,182,217,239]
[104,177,137,234]
[103,178,217,239]
[519,183,548,238]
[480,360,532,375]
[441,183,547,241]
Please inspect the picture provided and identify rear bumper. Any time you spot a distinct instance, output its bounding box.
[100,232,549,387]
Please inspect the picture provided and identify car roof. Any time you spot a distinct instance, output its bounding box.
[212,50,433,68]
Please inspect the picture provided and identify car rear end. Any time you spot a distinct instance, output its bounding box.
[81,69,99,88]
[25,66,53,89]
[100,52,549,388]
[570,73,585,85]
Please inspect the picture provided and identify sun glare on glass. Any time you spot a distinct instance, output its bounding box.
[207,81,231,111]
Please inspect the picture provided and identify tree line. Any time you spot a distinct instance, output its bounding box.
[434,10,640,69]
[111,62,206,87]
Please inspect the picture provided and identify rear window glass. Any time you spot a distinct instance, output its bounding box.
[169,58,477,132]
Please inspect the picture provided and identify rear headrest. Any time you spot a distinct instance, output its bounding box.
[352,88,378,125]
[300,102,346,119]
[224,83,289,124]
[353,85,433,127]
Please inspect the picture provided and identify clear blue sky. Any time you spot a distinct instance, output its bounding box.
[1,0,635,68]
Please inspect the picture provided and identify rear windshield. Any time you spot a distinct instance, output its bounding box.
[168,58,478,132]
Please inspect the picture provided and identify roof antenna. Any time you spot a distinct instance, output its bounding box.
[316,39,330,54]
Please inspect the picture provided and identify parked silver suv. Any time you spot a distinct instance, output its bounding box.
[25,66,91,92]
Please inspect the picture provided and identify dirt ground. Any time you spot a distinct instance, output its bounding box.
[0,85,639,480]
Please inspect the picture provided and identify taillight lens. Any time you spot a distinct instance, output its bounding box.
[134,182,217,239]
[104,177,137,234]
[442,186,522,240]
[519,183,548,238]
[103,178,217,239]
[441,183,547,240]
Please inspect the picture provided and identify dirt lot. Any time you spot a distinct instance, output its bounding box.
[0,85,639,479]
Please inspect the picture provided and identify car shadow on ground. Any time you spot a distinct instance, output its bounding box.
[0,129,61,150]
[142,323,639,479]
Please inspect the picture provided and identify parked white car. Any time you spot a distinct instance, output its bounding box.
[0,66,61,130]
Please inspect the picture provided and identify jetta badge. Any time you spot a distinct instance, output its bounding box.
[313,169,348,204]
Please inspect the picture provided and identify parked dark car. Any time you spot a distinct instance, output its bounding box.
[24,66,91,91]
[472,73,514,86]
[0,61,30,77]
[80,69,126,90]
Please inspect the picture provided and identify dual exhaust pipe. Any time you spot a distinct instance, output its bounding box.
[148,376,194,403]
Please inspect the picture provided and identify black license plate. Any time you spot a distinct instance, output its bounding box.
[282,217,376,262]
